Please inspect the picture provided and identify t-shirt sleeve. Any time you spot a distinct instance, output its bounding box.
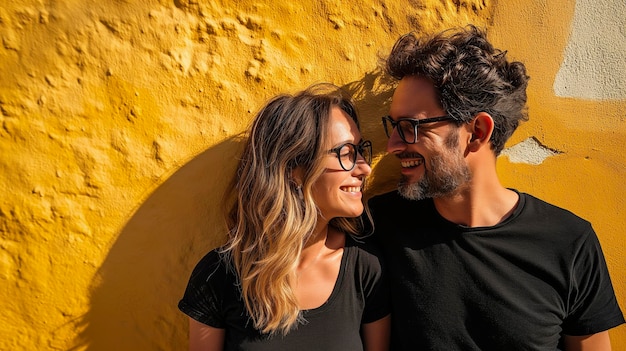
[178,250,229,328]
[562,227,625,335]
[354,238,391,324]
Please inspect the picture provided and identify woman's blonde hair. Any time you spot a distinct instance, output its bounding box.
[222,83,367,335]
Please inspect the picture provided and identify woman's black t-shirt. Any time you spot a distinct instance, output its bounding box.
[178,235,389,351]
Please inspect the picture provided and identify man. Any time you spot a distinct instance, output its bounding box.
[369,25,624,350]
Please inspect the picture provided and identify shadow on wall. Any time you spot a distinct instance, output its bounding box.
[71,137,243,350]
[70,70,399,350]
[343,69,401,197]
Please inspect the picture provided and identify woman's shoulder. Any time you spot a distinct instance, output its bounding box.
[179,248,240,328]
[345,234,381,253]
[187,248,233,284]
[344,234,385,271]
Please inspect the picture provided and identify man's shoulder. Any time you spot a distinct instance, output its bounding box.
[520,192,589,221]
[517,192,593,234]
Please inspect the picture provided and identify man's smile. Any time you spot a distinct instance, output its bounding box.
[400,159,423,168]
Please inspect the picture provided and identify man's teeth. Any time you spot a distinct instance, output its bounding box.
[401,159,423,168]
[341,186,361,192]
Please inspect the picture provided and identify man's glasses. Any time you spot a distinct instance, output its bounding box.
[381,115,456,144]
[328,140,372,171]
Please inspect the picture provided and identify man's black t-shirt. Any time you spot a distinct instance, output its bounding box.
[179,235,389,351]
[369,190,624,350]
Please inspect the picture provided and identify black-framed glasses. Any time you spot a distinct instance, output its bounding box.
[328,140,372,171]
[381,115,456,144]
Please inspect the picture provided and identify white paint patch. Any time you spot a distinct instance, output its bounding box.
[553,0,626,100]
[501,137,561,165]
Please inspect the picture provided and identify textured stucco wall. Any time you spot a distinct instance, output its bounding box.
[0,0,624,350]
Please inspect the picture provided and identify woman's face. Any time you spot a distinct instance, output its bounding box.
[311,107,372,221]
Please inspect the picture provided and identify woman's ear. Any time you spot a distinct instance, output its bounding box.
[291,166,304,186]
[290,166,305,200]
[468,112,494,152]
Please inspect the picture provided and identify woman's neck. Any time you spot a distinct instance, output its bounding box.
[298,223,344,271]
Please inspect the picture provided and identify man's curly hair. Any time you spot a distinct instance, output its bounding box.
[385,25,530,155]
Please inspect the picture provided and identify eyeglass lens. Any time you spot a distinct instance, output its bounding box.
[337,141,372,171]
[382,116,455,144]
[383,118,417,144]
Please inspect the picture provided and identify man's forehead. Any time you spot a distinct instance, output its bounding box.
[390,76,443,117]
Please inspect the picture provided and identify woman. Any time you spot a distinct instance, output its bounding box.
[178,84,390,350]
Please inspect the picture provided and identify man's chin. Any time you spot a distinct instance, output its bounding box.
[397,178,428,201]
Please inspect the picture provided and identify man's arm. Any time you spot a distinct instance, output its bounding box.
[563,331,611,351]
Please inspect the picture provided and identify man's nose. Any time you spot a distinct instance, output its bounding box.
[386,127,406,154]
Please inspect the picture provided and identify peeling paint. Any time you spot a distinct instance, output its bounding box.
[501,137,561,165]
[553,0,626,99]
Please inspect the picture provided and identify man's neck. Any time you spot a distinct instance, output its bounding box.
[432,180,519,228]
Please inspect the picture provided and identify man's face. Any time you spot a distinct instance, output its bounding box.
[386,76,471,200]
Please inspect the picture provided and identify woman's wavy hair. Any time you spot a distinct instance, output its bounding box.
[385,25,530,155]
[221,83,367,335]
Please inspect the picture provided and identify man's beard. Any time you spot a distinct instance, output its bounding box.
[398,130,472,200]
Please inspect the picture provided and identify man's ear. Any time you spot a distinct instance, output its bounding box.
[468,112,494,152]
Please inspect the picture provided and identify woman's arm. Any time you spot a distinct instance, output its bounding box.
[362,314,391,351]
[189,317,225,351]
[563,331,611,351]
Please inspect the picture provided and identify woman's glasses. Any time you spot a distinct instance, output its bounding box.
[328,140,372,171]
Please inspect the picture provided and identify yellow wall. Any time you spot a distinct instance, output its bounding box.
[0,0,623,349]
